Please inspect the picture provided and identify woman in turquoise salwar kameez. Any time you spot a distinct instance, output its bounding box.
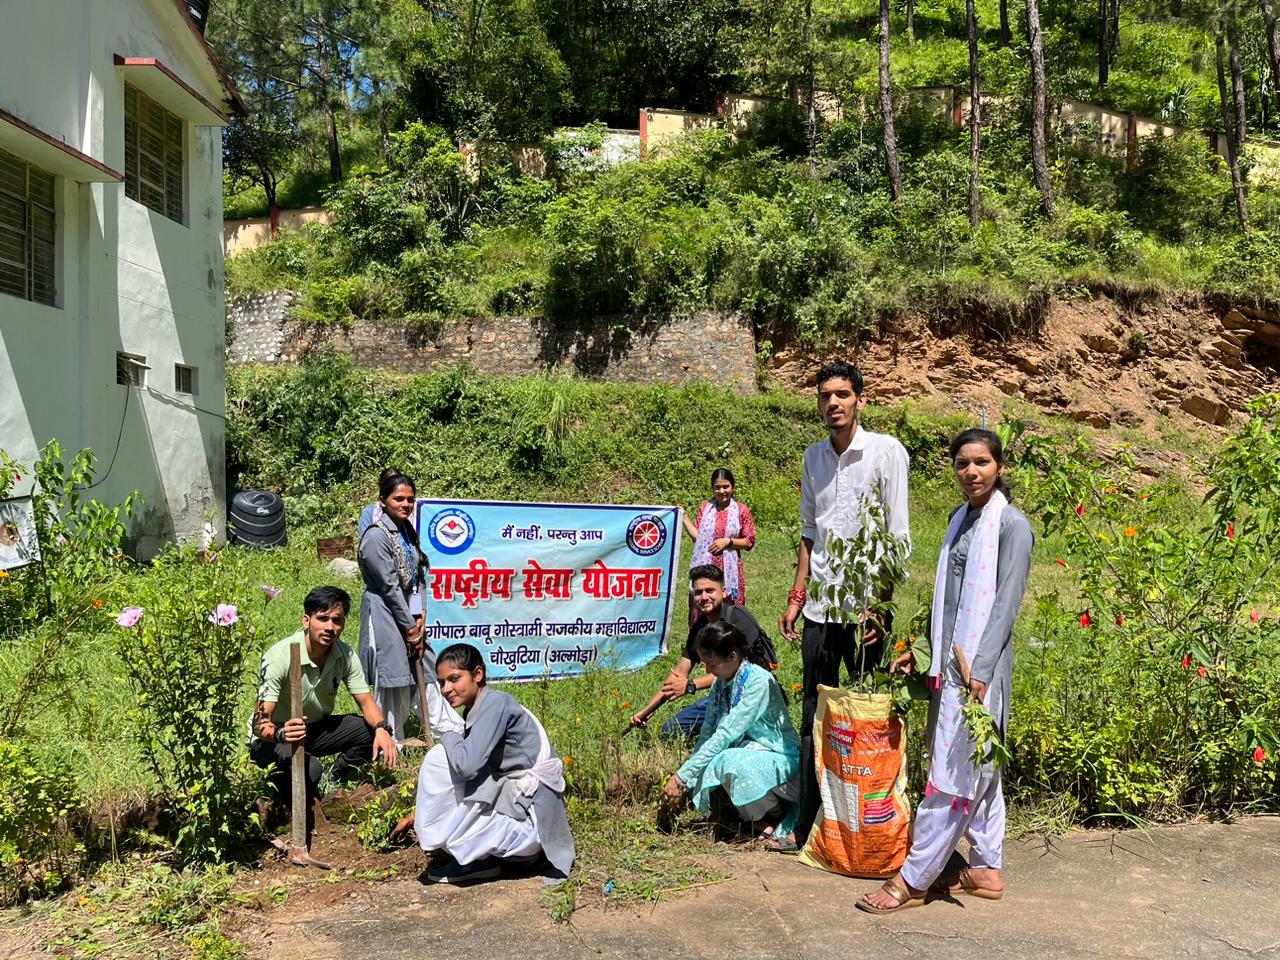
[663,620,802,841]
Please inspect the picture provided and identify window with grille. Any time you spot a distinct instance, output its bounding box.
[116,352,148,387]
[124,85,185,223]
[174,363,196,394]
[0,149,57,306]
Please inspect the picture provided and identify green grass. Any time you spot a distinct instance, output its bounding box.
[0,368,1229,952]
[0,468,1072,808]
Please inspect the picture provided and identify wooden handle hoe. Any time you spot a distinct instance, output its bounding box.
[621,695,670,737]
[287,643,331,869]
[952,644,973,688]
[414,655,434,748]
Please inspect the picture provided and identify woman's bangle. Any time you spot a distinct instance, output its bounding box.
[788,588,807,607]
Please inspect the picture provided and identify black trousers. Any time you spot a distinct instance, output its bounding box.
[250,713,374,807]
[796,617,884,844]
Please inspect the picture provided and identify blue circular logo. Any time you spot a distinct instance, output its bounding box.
[427,508,476,555]
[626,514,667,557]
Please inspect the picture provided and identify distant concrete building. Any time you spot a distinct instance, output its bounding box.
[0,0,242,556]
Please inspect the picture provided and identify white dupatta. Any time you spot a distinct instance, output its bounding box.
[926,489,1006,800]
[509,706,566,799]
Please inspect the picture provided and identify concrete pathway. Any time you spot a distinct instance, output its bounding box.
[260,817,1280,960]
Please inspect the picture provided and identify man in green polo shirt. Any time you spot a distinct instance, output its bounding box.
[250,585,398,808]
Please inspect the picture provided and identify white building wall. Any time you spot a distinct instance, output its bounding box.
[0,0,228,557]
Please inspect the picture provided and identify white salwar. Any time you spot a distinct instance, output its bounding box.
[900,491,1008,891]
[413,745,541,865]
[900,770,1006,890]
[414,704,561,866]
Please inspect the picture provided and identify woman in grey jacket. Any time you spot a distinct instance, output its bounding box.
[860,428,1033,914]
[407,644,575,885]
[358,472,459,744]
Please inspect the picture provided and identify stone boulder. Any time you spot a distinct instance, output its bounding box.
[326,557,361,579]
[1180,392,1230,426]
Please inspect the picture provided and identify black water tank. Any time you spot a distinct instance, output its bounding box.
[184,0,210,32]
[228,490,287,548]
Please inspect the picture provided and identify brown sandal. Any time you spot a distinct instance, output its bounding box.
[942,867,1004,900]
[856,877,925,915]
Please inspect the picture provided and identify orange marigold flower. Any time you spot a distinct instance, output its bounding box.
[1124,527,1137,538]
[791,683,803,692]
[894,641,907,652]
[621,702,632,709]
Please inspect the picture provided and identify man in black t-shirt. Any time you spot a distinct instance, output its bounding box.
[630,564,773,737]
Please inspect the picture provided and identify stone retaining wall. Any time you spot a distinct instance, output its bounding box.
[227,291,758,393]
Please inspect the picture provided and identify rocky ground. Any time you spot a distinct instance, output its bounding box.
[773,294,1280,436]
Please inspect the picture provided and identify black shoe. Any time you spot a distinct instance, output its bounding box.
[426,856,503,885]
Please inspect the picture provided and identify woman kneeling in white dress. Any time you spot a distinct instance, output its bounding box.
[403,643,575,885]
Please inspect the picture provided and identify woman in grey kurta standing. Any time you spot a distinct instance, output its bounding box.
[860,428,1033,914]
[358,472,430,744]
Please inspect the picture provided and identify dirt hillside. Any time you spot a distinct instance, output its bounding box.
[772,294,1280,434]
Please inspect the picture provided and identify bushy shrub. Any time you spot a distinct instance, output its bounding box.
[544,192,646,315]
[894,148,973,272]
[390,123,474,238]
[820,120,887,197]
[712,191,837,336]
[543,121,611,184]
[1045,203,1141,270]
[226,351,380,493]
[396,234,455,317]
[1120,134,1231,241]
[325,176,426,267]
[1012,398,1280,815]
[485,175,559,230]
[894,95,960,162]
[114,550,270,863]
[1057,119,1126,210]
[1208,230,1280,303]
[225,225,318,296]
[0,443,135,636]
[0,742,80,903]
[294,271,386,324]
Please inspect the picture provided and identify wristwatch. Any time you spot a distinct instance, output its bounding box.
[685,678,697,696]
[375,720,393,735]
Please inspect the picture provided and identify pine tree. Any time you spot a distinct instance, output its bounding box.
[879,0,903,201]
[1027,0,1055,218]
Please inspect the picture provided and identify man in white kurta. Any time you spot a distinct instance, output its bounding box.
[779,361,912,846]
